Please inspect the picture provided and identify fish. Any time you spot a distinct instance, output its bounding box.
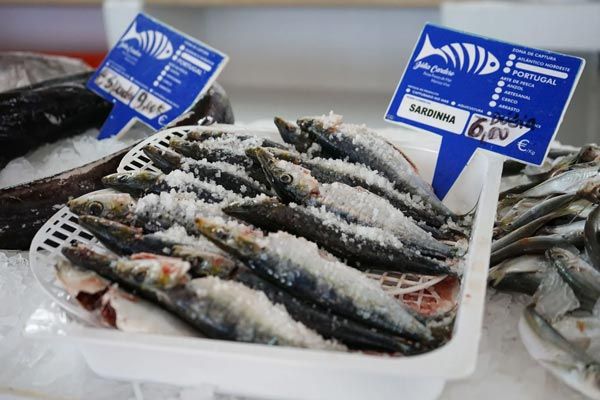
[519,165,599,198]
[0,71,112,169]
[548,247,600,311]
[585,206,600,270]
[296,113,455,218]
[0,51,90,92]
[414,34,500,75]
[102,169,240,203]
[234,269,421,354]
[253,147,456,260]
[168,138,269,186]
[120,21,174,60]
[62,243,343,350]
[55,258,110,310]
[490,235,582,266]
[488,255,548,295]
[253,146,460,234]
[520,305,600,400]
[141,144,269,197]
[78,215,238,279]
[196,217,434,343]
[223,197,456,276]
[68,192,137,223]
[0,146,133,250]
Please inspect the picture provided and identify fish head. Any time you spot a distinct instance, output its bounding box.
[251,147,318,203]
[263,147,303,164]
[169,138,197,157]
[577,144,600,163]
[546,247,578,268]
[578,178,600,204]
[274,116,302,142]
[196,217,262,259]
[297,113,343,136]
[68,192,135,221]
[78,215,141,244]
[142,145,182,171]
[102,171,161,194]
[479,52,500,75]
[117,253,191,289]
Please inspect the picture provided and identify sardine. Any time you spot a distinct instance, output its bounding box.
[62,243,343,350]
[520,305,600,400]
[253,148,455,259]
[520,165,599,198]
[548,247,600,311]
[141,144,269,197]
[196,217,434,342]
[491,235,582,265]
[78,215,237,279]
[585,206,600,270]
[223,197,456,275]
[102,169,240,203]
[297,113,455,218]
[488,255,548,295]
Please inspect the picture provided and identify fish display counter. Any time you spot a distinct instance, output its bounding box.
[0,51,599,400]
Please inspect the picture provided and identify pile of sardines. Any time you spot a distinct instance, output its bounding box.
[490,143,600,396]
[59,113,470,354]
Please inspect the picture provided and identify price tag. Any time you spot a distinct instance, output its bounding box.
[88,13,228,139]
[385,24,584,199]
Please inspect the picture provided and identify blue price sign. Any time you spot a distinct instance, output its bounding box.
[88,13,228,139]
[385,24,584,199]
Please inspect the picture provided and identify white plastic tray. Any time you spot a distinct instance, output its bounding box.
[28,124,503,400]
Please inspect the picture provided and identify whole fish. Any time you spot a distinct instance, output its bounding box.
[168,138,269,186]
[488,255,548,295]
[185,129,285,150]
[223,197,456,276]
[78,215,237,279]
[250,147,456,234]
[519,165,599,198]
[0,146,132,250]
[520,305,600,400]
[585,206,600,270]
[0,72,111,168]
[141,144,269,197]
[491,235,582,265]
[296,113,455,218]
[102,169,240,203]
[196,217,434,343]
[548,247,600,311]
[235,269,421,354]
[253,147,455,259]
[62,243,343,350]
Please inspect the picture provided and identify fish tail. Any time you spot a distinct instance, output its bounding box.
[121,21,140,44]
[415,34,447,64]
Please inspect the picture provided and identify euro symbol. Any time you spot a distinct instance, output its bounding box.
[517,139,529,152]
[158,115,169,126]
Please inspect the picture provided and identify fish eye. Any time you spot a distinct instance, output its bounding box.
[215,228,228,240]
[88,201,104,216]
[279,174,293,184]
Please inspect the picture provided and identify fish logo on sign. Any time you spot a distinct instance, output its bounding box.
[415,34,500,75]
[120,22,174,60]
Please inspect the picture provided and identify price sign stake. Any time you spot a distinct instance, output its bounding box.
[385,24,584,199]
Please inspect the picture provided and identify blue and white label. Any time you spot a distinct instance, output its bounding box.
[385,23,584,198]
[88,13,228,139]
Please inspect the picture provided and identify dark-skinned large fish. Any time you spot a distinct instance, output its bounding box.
[252,147,455,259]
[296,113,455,218]
[62,243,342,350]
[196,217,434,343]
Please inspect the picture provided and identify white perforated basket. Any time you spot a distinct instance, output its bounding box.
[28,124,503,400]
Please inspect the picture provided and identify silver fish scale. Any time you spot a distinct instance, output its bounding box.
[187,277,342,350]
[259,231,431,340]
[523,166,599,197]
[315,182,447,252]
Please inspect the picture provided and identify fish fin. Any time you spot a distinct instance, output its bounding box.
[121,21,140,43]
